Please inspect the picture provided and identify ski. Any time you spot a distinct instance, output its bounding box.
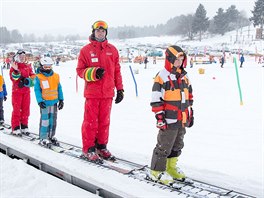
[1,130,36,141]
[174,177,233,196]
[0,123,11,129]
[38,143,65,153]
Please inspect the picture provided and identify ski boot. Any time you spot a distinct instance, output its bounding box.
[20,124,30,136]
[0,120,4,125]
[149,170,174,185]
[50,136,60,146]
[39,139,52,148]
[97,148,116,161]
[96,144,116,161]
[82,147,103,164]
[166,157,186,181]
[12,126,22,136]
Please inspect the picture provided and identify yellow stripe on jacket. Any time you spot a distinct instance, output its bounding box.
[0,76,3,92]
[37,73,59,100]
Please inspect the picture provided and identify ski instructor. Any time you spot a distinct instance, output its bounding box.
[76,20,124,163]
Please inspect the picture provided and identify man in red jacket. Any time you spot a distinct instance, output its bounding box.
[76,20,124,163]
[9,50,35,135]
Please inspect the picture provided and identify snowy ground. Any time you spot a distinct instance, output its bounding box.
[0,50,263,197]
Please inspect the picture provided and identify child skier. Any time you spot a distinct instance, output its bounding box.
[0,74,7,125]
[34,57,64,147]
[149,45,194,185]
[9,50,35,135]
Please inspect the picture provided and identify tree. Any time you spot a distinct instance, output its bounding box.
[192,4,209,41]
[10,29,23,43]
[212,8,229,35]
[250,0,264,39]
[225,5,240,31]
[0,27,11,44]
[178,14,194,40]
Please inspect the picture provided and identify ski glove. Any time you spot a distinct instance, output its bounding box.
[58,100,64,110]
[38,102,46,109]
[4,96,7,101]
[115,89,124,104]
[18,77,25,88]
[155,112,167,130]
[23,78,34,87]
[96,68,105,79]
[187,107,194,128]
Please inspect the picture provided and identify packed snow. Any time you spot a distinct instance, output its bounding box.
[0,36,263,198]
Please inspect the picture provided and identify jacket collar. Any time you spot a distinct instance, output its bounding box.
[89,35,108,49]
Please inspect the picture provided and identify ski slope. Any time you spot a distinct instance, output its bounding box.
[0,47,263,197]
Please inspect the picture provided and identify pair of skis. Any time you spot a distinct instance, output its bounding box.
[1,129,251,198]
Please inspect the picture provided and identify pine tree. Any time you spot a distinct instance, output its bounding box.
[192,4,209,41]
[250,0,264,39]
[213,8,228,35]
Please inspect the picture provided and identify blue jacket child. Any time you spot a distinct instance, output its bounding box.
[0,75,7,124]
[34,57,64,147]
[240,55,245,68]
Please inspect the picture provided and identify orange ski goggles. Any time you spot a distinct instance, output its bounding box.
[92,20,108,30]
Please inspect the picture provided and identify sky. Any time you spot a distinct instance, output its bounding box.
[0,33,263,197]
[0,0,256,36]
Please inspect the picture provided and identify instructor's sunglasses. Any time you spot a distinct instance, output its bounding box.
[92,21,108,30]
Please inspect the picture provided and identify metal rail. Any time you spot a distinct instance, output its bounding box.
[0,142,130,198]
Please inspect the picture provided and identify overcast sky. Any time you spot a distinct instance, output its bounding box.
[0,0,256,36]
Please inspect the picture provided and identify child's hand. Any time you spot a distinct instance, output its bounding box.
[11,62,18,70]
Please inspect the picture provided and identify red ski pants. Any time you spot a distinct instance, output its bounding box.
[11,91,30,130]
[82,98,113,153]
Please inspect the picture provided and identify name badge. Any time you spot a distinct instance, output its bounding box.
[91,58,98,62]
[41,80,50,89]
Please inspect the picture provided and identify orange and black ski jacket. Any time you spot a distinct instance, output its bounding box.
[151,60,193,129]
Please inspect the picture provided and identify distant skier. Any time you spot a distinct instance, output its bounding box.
[34,57,64,147]
[153,56,157,64]
[33,56,41,73]
[190,57,194,68]
[9,50,35,135]
[0,74,7,125]
[240,54,245,68]
[144,56,148,69]
[220,55,225,68]
[76,20,124,163]
[149,45,194,185]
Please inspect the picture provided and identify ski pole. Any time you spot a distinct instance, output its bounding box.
[233,57,243,105]
[129,65,138,97]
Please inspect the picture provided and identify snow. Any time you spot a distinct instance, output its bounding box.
[0,38,263,197]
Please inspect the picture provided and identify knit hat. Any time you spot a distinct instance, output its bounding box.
[92,20,108,36]
[165,45,185,64]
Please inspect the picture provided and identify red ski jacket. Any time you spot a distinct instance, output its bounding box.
[9,62,35,93]
[76,38,123,98]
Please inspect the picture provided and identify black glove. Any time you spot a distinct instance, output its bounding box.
[23,78,32,87]
[18,77,25,88]
[96,68,105,79]
[155,112,167,130]
[38,102,46,109]
[115,89,124,104]
[187,107,194,128]
[58,100,64,110]
[4,96,7,101]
